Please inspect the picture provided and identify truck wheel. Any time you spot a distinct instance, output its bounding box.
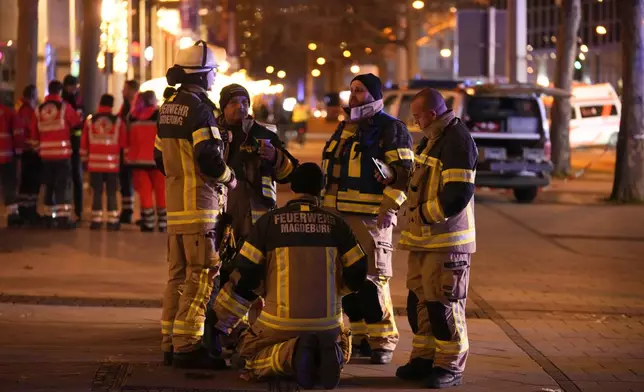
[513,187,538,204]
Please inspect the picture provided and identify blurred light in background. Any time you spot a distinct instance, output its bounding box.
[311,68,321,77]
[412,1,425,10]
[277,70,286,79]
[283,97,297,112]
[350,64,360,74]
[144,46,154,61]
[440,48,452,58]
[266,65,275,74]
[179,37,195,49]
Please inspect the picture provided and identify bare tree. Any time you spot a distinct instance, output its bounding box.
[610,0,644,202]
[15,0,39,99]
[549,0,581,177]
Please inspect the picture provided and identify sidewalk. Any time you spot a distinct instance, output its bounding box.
[2,197,644,391]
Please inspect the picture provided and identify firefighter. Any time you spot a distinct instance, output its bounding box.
[217,83,297,245]
[0,100,24,227]
[127,91,166,232]
[62,75,85,222]
[33,80,83,229]
[17,84,42,226]
[212,163,368,389]
[118,79,140,224]
[154,40,236,369]
[321,73,413,364]
[395,88,477,389]
[80,94,127,231]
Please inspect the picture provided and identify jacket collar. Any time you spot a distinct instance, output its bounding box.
[131,105,157,120]
[96,106,113,114]
[286,194,320,207]
[421,110,457,140]
[44,94,63,103]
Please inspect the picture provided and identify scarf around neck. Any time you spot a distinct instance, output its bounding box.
[347,99,384,123]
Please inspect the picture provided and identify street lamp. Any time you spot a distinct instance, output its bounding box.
[277,70,286,79]
[311,69,321,77]
[316,57,326,65]
[266,65,275,74]
[350,64,360,74]
[596,25,607,35]
[412,0,425,10]
[343,50,351,58]
[308,43,317,51]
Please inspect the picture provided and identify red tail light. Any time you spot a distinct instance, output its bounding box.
[544,140,552,160]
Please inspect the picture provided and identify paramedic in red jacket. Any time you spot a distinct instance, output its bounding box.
[126,90,166,232]
[81,94,127,231]
[16,84,42,226]
[32,80,83,229]
[0,101,24,227]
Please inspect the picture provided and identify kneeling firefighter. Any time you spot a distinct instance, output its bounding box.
[154,40,237,369]
[212,163,368,389]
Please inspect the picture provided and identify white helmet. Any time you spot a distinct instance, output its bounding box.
[174,40,219,74]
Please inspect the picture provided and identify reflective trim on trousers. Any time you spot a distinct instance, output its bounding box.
[256,311,343,331]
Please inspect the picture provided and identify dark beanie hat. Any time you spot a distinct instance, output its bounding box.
[220,83,250,110]
[63,74,78,86]
[351,73,383,100]
[290,163,324,196]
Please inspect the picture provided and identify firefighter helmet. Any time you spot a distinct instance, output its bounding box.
[174,40,219,74]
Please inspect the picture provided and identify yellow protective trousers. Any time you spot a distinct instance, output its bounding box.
[406,251,471,373]
[161,232,220,353]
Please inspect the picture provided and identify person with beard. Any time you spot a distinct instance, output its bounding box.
[217,84,297,250]
[395,88,477,389]
[117,79,140,224]
[321,73,413,364]
[62,75,85,222]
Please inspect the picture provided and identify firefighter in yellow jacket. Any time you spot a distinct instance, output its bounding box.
[321,73,413,364]
[213,163,368,389]
[153,41,237,369]
[395,88,477,389]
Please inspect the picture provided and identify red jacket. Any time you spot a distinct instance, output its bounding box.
[80,106,127,173]
[17,99,37,152]
[126,105,159,167]
[32,95,82,161]
[0,104,24,164]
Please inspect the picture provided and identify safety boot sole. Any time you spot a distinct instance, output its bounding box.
[317,334,342,389]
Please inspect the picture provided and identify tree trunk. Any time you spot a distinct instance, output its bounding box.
[550,0,581,177]
[610,0,644,202]
[79,0,102,115]
[15,0,39,100]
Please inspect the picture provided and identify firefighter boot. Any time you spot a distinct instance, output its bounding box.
[172,345,227,370]
[55,217,76,230]
[351,338,372,358]
[424,367,463,389]
[119,209,134,224]
[396,358,434,381]
[140,208,155,232]
[293,334,318,389]
[371,349,394,364]
[163,346,173,366]
[157,208,167,233]
[317,333,343,390]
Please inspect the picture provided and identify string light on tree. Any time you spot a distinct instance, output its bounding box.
[266,65,275,74]
[412,1,425,10]
[596,25,607,35]
[277,70,286,79]
[350,64,360,74]
[364,47,372,54]
[311,69,321,77]
[308,42,317,51]
[580,44,589,52]
[343,50,351,58]
[440,48,452,58]
[316,57,326,65]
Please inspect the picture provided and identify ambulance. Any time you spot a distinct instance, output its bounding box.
[543,83,621,148]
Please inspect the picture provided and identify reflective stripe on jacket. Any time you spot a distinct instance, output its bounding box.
[80,107,126,173]
[399,117,478,253]
[322,111,413,217]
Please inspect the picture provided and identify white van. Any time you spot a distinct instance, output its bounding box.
[543,83,621,148]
